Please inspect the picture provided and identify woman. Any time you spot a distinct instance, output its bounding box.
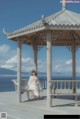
[28,70,40,98]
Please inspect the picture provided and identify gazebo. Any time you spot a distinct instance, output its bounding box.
[4,0,80,107]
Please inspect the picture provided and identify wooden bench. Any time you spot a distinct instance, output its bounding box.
[12,79,35,100]
[50,80,80,106]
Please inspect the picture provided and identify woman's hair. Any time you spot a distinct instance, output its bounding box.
[31,70,37,76]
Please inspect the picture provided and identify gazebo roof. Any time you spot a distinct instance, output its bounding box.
[4,9,80,46]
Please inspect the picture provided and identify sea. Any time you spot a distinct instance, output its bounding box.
[0,75,29,92]
[0,75,80,92]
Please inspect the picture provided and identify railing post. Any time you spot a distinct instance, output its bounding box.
[75,95,78,107]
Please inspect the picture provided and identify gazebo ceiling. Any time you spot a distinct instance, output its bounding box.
[4,9,80,46]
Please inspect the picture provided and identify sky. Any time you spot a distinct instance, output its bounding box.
[0,0,80,73]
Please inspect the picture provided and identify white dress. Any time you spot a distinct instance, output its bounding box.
[28,76,40,97]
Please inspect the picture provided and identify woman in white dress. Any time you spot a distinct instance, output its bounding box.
[28,70,40,98]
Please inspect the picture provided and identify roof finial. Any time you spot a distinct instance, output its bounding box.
[3,28,9,36]
[41,15,46,24]
[62,0,66,10]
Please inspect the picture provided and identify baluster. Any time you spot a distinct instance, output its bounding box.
[76,81,77,93]
[68,81,70,89]
[43,79,44,88]
[64,81,66,89]
[53,81,54,94]
[72,81,73,92]
[41,79,42,89]
[75,95,78,107]
[66,81,68,89]
[44,78,46,89]
[42,79,43,89]
[60,81,62,89]
[70,80,72,89]
[68,81,71,89]
[43,78,44,89]
[43,79,44,89]
[50,81,52,94]
[68,81,70,93]
[41,79,44,88]
[57,81,58,90]
[45,79,47,89]
[63,81,64,89]
[79,81,80,90]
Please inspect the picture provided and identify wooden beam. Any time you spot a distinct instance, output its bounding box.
[73,31,80,40]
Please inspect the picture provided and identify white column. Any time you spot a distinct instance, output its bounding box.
[17,41,22,103]
[33,45,38,72]
[72,45,76,93]
[46,31,52,108]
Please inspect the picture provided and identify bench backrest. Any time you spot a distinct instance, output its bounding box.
[12,79,29,90]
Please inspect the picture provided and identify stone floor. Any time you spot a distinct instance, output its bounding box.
[0,89,80,119]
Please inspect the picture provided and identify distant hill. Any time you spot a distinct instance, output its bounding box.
[0,68,17,75]
[0,68,70,76]
[0,68,47,76]
[0,68,80,77]
[0,68,31,76]
[0,68,46,75]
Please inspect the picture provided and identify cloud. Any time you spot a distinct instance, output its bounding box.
[1,64,14,69]
[1,55,17,70]
[65,59,72,65]
[0,44,17,70]
[55,64,62,70]
[54,58,80,74]
[77,67,80,73]
[54,59,72,72]
[0,44,10,55]
[0,51,47,72]
[38,60,47,72]
[0,54,35,71]
[0,44,15,68]
[2,55,17,70]
[0,44,80,73]
[0,56,80,73]
[22,57,34,65]
[21,57,34,72]
[6,55,17,64]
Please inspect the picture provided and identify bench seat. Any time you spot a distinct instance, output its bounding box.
[12,79,34,100]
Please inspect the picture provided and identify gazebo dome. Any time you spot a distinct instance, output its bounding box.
[4,9,80,46]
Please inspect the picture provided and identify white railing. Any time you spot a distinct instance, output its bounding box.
[39,78,47,89]
[49,80,80,106]
[50,80,80,95]
[12,78,47,91]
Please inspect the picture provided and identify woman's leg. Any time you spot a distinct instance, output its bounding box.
[33,89,40,98]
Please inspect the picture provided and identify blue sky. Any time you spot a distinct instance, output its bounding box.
[0,0,80,73]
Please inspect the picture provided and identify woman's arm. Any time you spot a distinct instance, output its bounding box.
[28,76,32,86]
[36,77,40,84]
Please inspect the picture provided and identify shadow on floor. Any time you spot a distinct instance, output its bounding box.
[52,103,80,107]
[23,96,47,102]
